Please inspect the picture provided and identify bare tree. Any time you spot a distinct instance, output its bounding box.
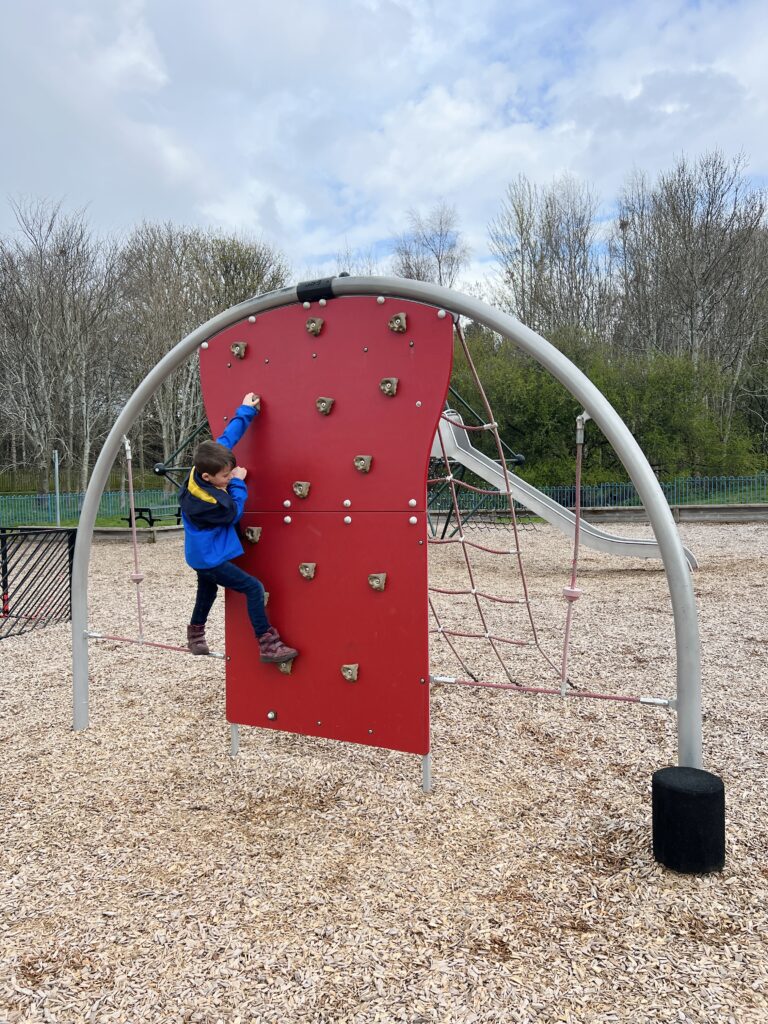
[334,239,382,277]
[116,223,289,477]
[489,174,613,338]
[0,199,121,490]
[392,201,470,287]
[613,151,768,440]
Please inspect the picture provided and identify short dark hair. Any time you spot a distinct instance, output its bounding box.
[194,440,236,476]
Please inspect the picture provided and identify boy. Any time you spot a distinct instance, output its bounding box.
[179,391,298,664]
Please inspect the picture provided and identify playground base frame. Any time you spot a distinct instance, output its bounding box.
[72,276,703,771]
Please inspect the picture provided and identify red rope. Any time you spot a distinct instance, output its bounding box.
[560,420,585,689]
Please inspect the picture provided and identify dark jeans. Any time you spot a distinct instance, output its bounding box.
[191,561,270,637]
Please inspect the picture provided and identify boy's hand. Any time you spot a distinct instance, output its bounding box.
[231,466,247,480]
[243,392,261,409]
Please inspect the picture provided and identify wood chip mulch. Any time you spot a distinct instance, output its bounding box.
[1,522,766,1023]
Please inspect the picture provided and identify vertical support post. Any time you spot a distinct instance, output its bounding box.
[230,723,240,757]
[53,450,61,528]
[422,753,432,793]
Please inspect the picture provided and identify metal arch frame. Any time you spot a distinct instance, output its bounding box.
[71,275,702,769]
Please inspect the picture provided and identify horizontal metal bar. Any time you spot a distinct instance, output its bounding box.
[85,631,225,659]
[430,674,674,707]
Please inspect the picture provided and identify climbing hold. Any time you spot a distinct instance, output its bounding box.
[244,526,262,544]
[283,516,292,524]
[293,481,311,499]
[388,312,407,333]
[409,516,418,525]
[316,397,335,415]
[230,341,247,359]
[299,562,317,580]
[278,661,293,675]
[380,377,399,397]
[248,315,256,323]
[306,317,324,336]
[343,516,352,524]
[354,455,373,473]
[264,591,270,605]
[341,664,359,682]
[368,573,387,591]
[267,710,277,720]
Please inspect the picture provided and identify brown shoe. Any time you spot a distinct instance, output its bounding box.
[187,624,210,656]
[258,626,298,664]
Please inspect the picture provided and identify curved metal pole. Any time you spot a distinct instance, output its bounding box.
[330,277,701,768]
[71,285,298,730]
[72,275,702,772]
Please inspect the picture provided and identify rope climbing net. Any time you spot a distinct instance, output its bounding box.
[427,321,563,689]
[425,322,667,709]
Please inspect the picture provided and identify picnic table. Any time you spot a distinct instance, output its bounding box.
[122,505,182,527]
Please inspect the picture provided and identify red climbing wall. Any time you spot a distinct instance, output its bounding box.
[198,296,453,754]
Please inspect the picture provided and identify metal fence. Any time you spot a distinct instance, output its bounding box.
[429,472,768,514]
[0,528,77,639]
[0,488,172,527]
[1,473,767,527]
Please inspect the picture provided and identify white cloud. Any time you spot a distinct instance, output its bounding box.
[1,0,767,281]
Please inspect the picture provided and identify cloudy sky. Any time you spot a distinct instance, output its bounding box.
[1,0,766,280]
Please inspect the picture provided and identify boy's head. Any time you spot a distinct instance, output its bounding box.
[194,440,236,488]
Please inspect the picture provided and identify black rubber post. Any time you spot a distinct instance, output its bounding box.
[652,766,725,873]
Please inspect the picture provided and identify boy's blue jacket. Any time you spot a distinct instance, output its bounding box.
[178,404,258,570]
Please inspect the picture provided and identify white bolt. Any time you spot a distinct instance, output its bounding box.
[303,301,311,309]
[416,401,422,408]
[408,499,417,507]
[437,309,447,319]
[343,499,351,508]
[377,296,385,304]
[344,516,352,524]
[283,500,291,508]
[409,516,418,525]
[200,341,209,349]
[284,516,292,524]
[319,298,327,307]
[248,316,256,323]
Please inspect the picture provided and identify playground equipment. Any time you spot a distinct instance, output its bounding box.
[71,276,725,873]
[432,411,699,569]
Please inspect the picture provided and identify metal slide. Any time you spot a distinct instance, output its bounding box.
[432,412,698,570]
